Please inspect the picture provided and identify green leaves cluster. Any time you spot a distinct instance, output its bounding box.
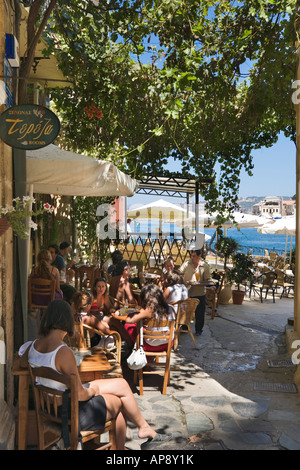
[72,195,115,261]
[39,0,297,215]
[227,252,254,289]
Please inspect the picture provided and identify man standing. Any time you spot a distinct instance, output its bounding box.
[179,249,212,335]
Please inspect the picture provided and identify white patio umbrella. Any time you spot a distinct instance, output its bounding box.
[127,198,209,250]
[176,211,271,229]
[127,198,190,236]
[258,215,296,262]
[26,144,138,197]
[128,198,189,219]
[222,212,273,229]
[22,145,137,341]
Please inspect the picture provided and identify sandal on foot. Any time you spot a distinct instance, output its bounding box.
[141,433,175,450]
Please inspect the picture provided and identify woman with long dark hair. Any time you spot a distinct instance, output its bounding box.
[89,278,134,348]
[125,284,175,352]
[90,277,114,316]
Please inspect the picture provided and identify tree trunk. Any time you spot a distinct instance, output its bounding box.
[18,0,58,104]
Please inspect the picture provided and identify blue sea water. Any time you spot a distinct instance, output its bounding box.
[132,222,295,257]
[204,227,295,256]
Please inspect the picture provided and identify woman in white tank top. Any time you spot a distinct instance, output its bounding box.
[19,300,163,450]
[163,271,189,314]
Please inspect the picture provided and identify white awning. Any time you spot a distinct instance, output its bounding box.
[26,144,138,197]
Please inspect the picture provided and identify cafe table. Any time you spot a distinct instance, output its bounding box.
[12,348,111,450]
[111,312,128,322]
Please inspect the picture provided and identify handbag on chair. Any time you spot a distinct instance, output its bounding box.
[127,322,147,370]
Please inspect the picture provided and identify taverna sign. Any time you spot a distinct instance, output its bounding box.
[0,104,60,150]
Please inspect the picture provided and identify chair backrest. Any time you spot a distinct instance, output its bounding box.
[28,277,56,309]
[275,269,285,286]
[174,298,199,325]
[83,324,122,364]
[28,365,79,450]
[143,317,175,352]
[263,271,277,287]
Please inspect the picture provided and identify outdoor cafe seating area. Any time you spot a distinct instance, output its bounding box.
[246,250,295,303]
[14,237,221,450]
[13,236,295,451]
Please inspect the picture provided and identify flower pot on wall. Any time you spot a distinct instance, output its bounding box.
[232,289,246,305]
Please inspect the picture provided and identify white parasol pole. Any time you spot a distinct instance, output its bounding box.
[284,233,288,262]
[290,235,293,264]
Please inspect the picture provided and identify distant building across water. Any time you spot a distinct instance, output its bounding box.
[252,196,295,217]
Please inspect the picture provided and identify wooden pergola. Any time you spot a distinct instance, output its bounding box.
[118,174,214,268]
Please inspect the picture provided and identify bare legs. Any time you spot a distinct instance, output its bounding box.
[91,377,156,443]
[102,393,127,449]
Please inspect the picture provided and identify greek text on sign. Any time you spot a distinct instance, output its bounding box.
[0,104,60,149]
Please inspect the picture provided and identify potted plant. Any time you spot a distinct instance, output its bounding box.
[215,236,239,270]
[227,252,254,304]
[0,196,53,239]
[214,236,240,304]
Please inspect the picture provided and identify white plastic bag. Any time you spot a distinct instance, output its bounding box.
[127,346,147,370]
[127,322,147,370]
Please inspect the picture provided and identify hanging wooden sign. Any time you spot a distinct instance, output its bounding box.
[0,104,60,150]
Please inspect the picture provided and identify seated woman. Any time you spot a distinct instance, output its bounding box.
[18,300,164,450]
[109,260,136,308]
[72,291,111,331]
[78,285,133,348]
[90,277,115,317]
[29,249,63,304]
[159,256,175,289]
[125,284,175,353]
[163,271,189,313]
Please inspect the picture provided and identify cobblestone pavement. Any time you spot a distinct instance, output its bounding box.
[122,296,300,452]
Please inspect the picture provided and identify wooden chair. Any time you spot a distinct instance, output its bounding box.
[28,365,117,450]
[64,323,123,378]
[28,277,56,310]
[134,316,175,395]
[171,298,199,350]
[83,324,122,365]
[74,265,100,291]
[275,269,294,298]
[249,271,277,303]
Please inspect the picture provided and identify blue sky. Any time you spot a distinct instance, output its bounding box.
[237,132,296,199]
[128,132,296,208]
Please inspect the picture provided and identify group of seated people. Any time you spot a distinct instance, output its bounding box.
[29,244,215,356]
[24,246,215,450]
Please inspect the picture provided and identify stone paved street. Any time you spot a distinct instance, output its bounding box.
[122,296,300,451]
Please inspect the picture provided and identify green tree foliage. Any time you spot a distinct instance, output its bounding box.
[72,195,115,262]
[35,0,297,215]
